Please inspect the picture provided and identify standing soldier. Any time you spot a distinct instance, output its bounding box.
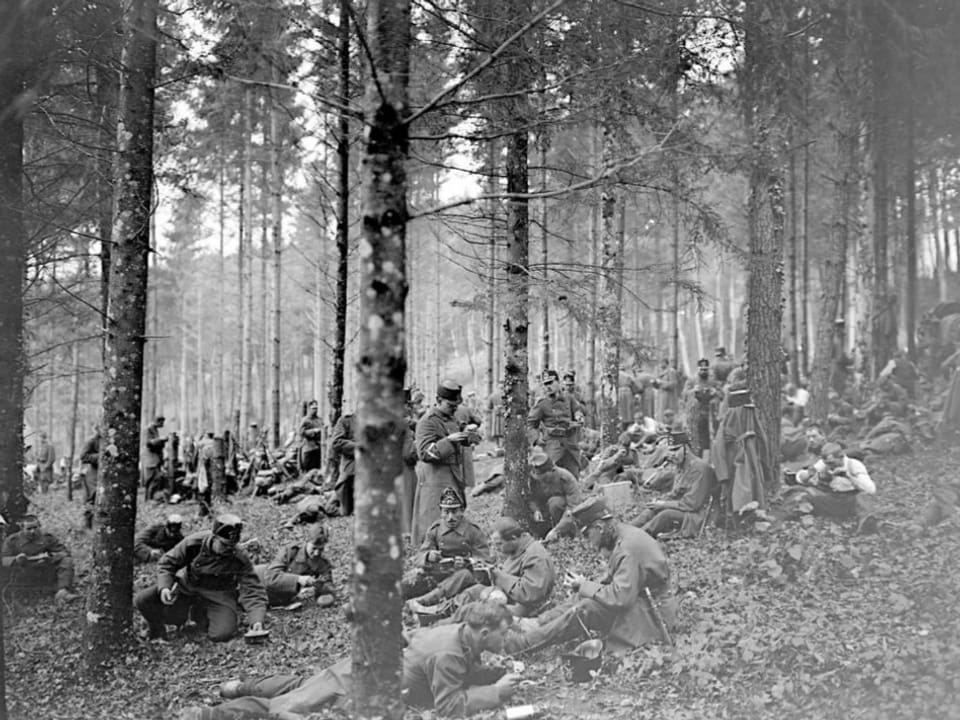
[79,427,100,529]
[329,411,356,517]
[412,380,470,542]
[142,416,167,501]
[528,369,581,478]
[653,359,679,421]
[298,400,324,474]
[454,396,483,490]
[685,359,721,457]
[34,432,56,494]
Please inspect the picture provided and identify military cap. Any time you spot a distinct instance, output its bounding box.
[212,514,243,545]
[571,497,613,530]
[438,487,464,509]
[714,346,726,357]
[165,513,184,526]
[437,379,462,402]
[529,449,552,472]
[562,370,576,381]
[494,516,523,541]
[668,430,689,447]
[542,369,560,383]
[697,358,710,368]
[307,524,329,544]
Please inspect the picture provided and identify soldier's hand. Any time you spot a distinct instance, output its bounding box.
[426,550,441,563]
[159,587,176,605]
[453,556,467,570]
[494,672,521,697]
[565,571,585,590]
[13,553,27,566]
[149,549,163,561]
[446,431,468,444]
[532,510,544,523]
[33,552,50,563]
[298,575,316,587]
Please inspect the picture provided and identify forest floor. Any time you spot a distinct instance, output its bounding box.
[6,442,960,720]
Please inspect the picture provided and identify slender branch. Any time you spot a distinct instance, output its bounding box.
[405,0,570,126]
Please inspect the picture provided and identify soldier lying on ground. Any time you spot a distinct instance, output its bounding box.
[178,600,521,720]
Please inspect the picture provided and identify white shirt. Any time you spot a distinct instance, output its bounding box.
[812,455,875,494]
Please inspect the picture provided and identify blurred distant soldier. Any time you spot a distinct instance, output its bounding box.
[686,359,721,456]
[1,514,78,602]
[34,432,56,494]
[454,399,483,489]
[711,347,736,385]
[79,428,100,529]
[652,358,679,420]
[298,400,324,474]
[142,416,168,501]
[135,513,185,562]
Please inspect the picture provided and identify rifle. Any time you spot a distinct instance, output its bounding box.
[644,586,673,646]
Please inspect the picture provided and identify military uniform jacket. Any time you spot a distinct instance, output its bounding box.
[527,395,579,451]
[330,414,356,478]
[299,414,324,453]
[134,523,183,562]
[530,466,582,508]
[2,531,69,564]
[80,433,99,468]
[578,523,670,650]
[492,536,555,610]
[402,623,508,716]
[142,424,164,469]
[416,517,491,568]
[415,406,463,481]
[264,543,333,597]
[158,531,267,624]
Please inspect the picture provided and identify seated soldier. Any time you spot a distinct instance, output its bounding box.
[134,514,267,642]
[256,524,335,608]
[784,443,876,522]
[527,449,582,536]
[401,487,491,600]
[179,600,521,720]
[407,516,556,619]
[506,497,676,656]
[1,514,78,602]
[584,424,644,490]
[134,513,185,563]
[629,432,719,539]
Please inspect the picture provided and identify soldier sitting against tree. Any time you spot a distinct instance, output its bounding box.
[401,488,491,601]
[1,514,79,602]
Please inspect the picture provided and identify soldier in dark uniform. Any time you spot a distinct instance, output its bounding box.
[134,513,267,641]
[527,449,582,535]
[79,428,100,529]
[527,369,582,478]
[298,400,324,474]
[330,411,356,516]
[134,513,185,562]
[1,514,78,602]
[686,359,722,457]
[402,488,491,600]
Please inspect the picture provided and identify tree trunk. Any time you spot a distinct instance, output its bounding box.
[179,291,189,434]
[196,282,205,434]
[351,0,409,715]
[598,129,623,446]
[330,0,350,426]
[67,342,81,501]
[239,86,253,436]
[741,0,786,483]
[260,161,270,430]
[586,123,600,428]
[83,0,157,671]
[215,83,226,435]
[539,143,550,371]
[904,61,918,358]
[0,0,32,535]
[500,36,533,525]
[270,77,283,448]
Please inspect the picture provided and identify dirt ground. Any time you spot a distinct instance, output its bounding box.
[5,443,960,720]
